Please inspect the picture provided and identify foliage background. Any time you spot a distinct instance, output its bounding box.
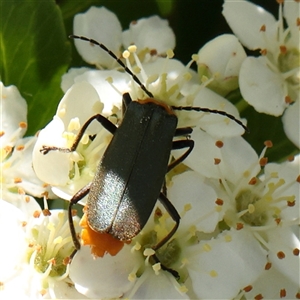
[0,0,297,164]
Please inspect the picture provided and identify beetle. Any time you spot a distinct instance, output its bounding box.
[41,35,248,274]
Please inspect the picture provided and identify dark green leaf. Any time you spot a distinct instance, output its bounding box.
[0,0,71,135]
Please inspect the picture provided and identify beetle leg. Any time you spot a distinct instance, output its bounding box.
[174,126,193,137]
[68,182,92,258]
[40,114,117,155]
[150,192,181,278]
[122,93,132,115]
[153,192,180,251]
[167,139,194,172]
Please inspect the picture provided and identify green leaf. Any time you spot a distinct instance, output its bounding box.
[0,0,71,135]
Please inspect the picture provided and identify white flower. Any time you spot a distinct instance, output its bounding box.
[223,0,300,148]
[196,34,247,96]
[0,82,53,209]
[32,81,114,199]
[73,6,175,68]
[169,139,300,297]
[0,199,81,299]
[68,169,267,299]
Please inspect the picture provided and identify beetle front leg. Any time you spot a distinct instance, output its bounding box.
[40,114,117,155]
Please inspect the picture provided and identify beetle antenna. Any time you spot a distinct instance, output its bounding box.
[70,35,249,133]
[172,106,249,133]
[69,35,154,98]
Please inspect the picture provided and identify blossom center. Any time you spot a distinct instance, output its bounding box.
[278,48,300,86]
[28,211,74,281]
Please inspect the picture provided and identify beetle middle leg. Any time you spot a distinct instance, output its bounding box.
[68,182,92,258]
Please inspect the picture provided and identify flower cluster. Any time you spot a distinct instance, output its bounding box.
[1,1,299,299]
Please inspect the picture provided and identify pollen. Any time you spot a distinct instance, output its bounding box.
[209,270,218,277]
[215,140,224,148]
[122,50,130,59]
[14,177,22,183]
[259,157,268,166]
[236,223,244,230]
[293,248,300,256]
[19,121,27,129]
[184,203,192,211]
[243,285,253,292]
[277,251,285,259]
[254,294,263,300]
[0,131,4,137]
[260,24,266,32]
[215,198,224,206]
[248,177,258,185]
[166,49,174,59]
[280,289,286,298]
[202,243,212,252]
[16,144,25,151]
[265,262,272,270]
[264,140,273,148]
[285,95,293,104]
[280,45,287,55]
[68,117,80,131]
[224,234,232,242]
[128,45,137,53]
[214,158,221,165]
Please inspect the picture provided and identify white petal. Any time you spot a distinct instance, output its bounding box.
[239,56,287,116]
[283,1,300,49]
[197,34,246,79]
[222,0,277,50]
[169,171,220,232]
[266,227,300,286]
[181,132,259,182]
[187,229,267,299]
[122,16,175,54]
[73,6,122,67]
[69,245,139,298]
[125,268,189,299]
[56,81,102,135]
[191,87,247,137]
[6,137,52,198]
[32,117,71,186]
[73,69,130,115]
[282,101,300,148]
[61,67,91,93]
[246,266,299,299]
[0,200,27,282]
[0,82,27,146]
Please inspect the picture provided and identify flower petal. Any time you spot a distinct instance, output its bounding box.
[181,132,258,182]
[197,34,246,94]
[222,0,277,50]
[239,56,287,116]
[73,6,122,67]
[0,200,27,282]
[125,268,189,299]
[32,116,71,186]
[122,16,175,54]
[266,227,300,286]
[0,82,27,146]
[187,229,267,299]
[282,101,300,148]
[69,245,139,298]
[169,171,220,232]
[192,87,247,136]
